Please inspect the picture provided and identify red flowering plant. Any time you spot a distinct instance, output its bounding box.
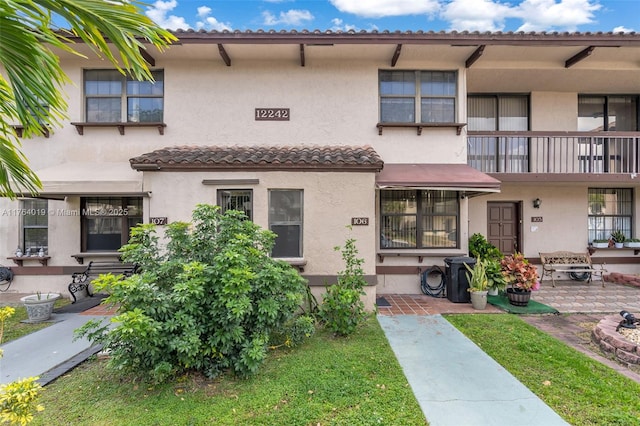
[500,253,540,292]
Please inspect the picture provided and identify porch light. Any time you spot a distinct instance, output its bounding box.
[533,198,542,208]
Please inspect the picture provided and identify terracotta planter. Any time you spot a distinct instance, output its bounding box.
[20,293,60,323]
[506,288,531,307]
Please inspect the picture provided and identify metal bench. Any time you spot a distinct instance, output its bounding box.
[68,260,138,303]
[539,251,607,287]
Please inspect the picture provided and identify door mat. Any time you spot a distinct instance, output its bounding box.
[54,294,107,314]
[376,296,392,307]
[488,294,559,314]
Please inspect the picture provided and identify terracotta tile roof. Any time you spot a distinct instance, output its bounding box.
[130,145,383,172]
[168,29,640,45]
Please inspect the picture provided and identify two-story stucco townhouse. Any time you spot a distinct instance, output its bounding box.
[2,30,640,309]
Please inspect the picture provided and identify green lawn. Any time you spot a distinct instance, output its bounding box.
[1,299,69,343]
[22,313,640,425]
[446,314,640,425]
[30,315,427,426]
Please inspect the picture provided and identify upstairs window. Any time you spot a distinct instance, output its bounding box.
[84,70,164,123]
[467,95,529,172]
[578,95,638,132]
[379,71,457,123]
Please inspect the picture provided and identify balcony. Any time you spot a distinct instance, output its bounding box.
[468,131,640,176]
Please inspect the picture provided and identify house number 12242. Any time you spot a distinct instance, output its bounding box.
[255,108,290,121]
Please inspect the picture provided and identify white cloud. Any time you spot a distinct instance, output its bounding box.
[613,26,635,33]
[329,0,440,18]
[195,6,232,31]
[441,0,601,32]
[197,6,212,18]
[145,0,190,30]
[262,9,314,26]
[330,18,359,31]
[441,0,512,31]
[514,0,601,32]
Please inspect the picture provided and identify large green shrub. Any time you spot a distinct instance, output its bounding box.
[468,233,503,261]
[77,204,307,382]
[319,233,367,336]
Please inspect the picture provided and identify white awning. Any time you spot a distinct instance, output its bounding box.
[29,162,145,199]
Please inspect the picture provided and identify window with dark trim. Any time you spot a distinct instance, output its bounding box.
[578,95,638,132]
[22,199,48,255]
[84,69,164,123]
[217,189,253,220]
[467,94,530,173]
[588,188,633,242]
[380,190,459,249]
[379,70,457,124]
[81,197,143,251]
[269,190,303,257]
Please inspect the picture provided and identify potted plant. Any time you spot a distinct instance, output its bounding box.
[468,234,505,295]
[464,257,489,310]
[611,230,626,248]
[20,292,60,323]
[591,239,610,249]
[624,238,640,248]
[500,253,540,307]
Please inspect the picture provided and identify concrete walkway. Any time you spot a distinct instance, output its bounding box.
[0,312,109,385]
[378,315,569,426]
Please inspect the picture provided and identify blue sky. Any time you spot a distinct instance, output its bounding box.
[143,0,638,33]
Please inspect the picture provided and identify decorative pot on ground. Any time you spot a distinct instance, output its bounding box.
[488,287,499,296]
[506,288,531,307]
[470,290,488,310]
[20,293,60,323]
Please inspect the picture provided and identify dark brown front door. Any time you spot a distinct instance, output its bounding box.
[487,202,520,254]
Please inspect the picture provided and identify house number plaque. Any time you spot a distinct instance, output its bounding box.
[351,217,369,226]
[255,108,290,121]
[531,216,543,223]
[150,217,168,225]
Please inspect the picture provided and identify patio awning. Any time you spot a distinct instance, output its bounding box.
[27,162,146,199]
[376,163,501,195]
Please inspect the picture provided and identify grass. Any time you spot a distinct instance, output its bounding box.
[30,315,428,426]
[446,314,640,425]
[1,299,69,344]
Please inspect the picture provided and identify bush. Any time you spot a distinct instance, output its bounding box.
[76,204,308,382]
[319,232,367,336]
[469,233,503,261]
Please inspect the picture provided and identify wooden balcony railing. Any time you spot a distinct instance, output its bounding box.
[467,131,640,174]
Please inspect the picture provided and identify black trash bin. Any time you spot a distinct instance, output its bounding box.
[444,256,476,303]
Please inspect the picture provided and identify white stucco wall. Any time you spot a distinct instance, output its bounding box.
[142,169,378,276]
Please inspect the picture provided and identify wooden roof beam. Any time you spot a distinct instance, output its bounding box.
[465,45,485,68]
[391,44,402,67]
[299,44,305,67]
[565,46,595,68]
[218,43,231,66]
[139,47,155,66]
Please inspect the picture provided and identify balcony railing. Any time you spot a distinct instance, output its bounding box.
[468,131,640,174]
